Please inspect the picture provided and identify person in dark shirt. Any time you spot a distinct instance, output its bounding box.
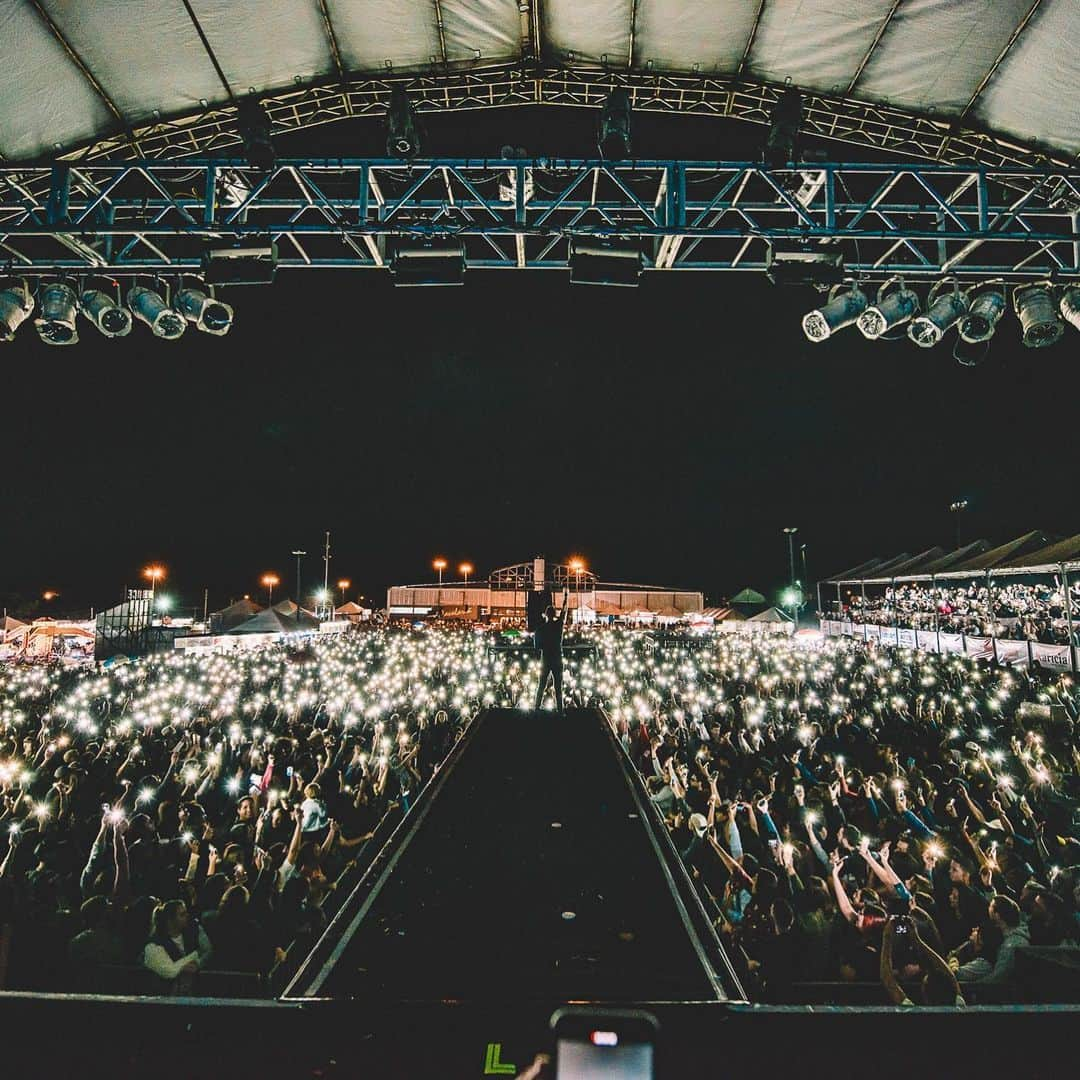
[534,585,570,712]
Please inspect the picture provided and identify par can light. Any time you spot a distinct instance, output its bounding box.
[1013,283,1064,349]
[857,278,919,340]
[908,280,969,348]
[958,284,1006,343]
[802,284,868,342]
[1059,285,1080,332]
[80,288,132,338]
[127,285,186,340]
[0,282,34,343]
[175,285,233,335]
[35,282,79,345]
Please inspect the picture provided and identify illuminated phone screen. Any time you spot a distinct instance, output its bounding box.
[556,1037,653,1080]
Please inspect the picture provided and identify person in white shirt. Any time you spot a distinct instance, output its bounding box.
[142,899,212,994]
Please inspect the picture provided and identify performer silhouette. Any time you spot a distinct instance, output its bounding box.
[534,584,570,712]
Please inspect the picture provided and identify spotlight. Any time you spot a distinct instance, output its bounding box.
[857,278,919,340]
[908,279,969,348]
[127,285,186,340]
[598,89,632,159]
[175,285,233,335]
[34,282,79,345]
[390,238,465,286]
[236,96,276,173]
[385,87,421,158]
[764,88,802,169]
[569,238,642,286]
[1059,285,1080,332]
[802,284,868,342]
[1013,283,1064,348]
[958,284,1006,343]
[80,287,132,338]
[0,281,34,342]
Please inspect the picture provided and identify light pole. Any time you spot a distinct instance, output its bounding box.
[143,565,165,608]
[291,550,306,620]
[783,528,798,589]
[261,572,279,607]
[433,558,446,612]
[337,579,350,607]
[950,499,969,550]
[460,562,473,587]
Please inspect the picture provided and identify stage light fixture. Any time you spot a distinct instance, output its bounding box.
[857,278,919,340]
[201,240,277,286]
[801,284,868,342]
[385,87,421,158]
[127,285,186,340]
[569,238,642,286]
[0,281,34,342]
[1059,285,1080,332]
[597,89,632,159]
[175,284,233,335]
[907,279,969,348]
[80,287,132,338]
[34,282,79,345]
[958,284,1006,343]
[1013,283,1064,348]
[764,88,802,169]
[236,96,276,173]
[390,238,465,286]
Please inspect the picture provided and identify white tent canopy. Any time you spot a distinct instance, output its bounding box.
[3,2,1080,162]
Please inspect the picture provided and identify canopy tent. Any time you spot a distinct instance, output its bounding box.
[212,597,262,631]
[748,606,794,623]
[951,530,1058,573]
[730,588,766,606]
[5,2,1080,168]
[229,607,319,635]
[272,599,317,619]
[916,540,993,577]
[1010,533,1080,570]
[875,547,946,579]
[1,615,26,642]
[334,601,368,623]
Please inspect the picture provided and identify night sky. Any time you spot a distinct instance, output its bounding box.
[2,107,1079,619]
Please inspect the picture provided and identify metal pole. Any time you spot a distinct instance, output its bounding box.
[986,569,995,657]
[1061,563,1076,670]
[292,549,306,620]
[203,587,208,626]
[932,575,941,654]
[323,531,331,616]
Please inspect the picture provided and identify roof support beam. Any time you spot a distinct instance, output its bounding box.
[179,0,235,102]
[737,0,767,77]
[627,0,640,69]
[25,0,138,152]
[846,0,904,96]
[433,0,449,67]
[959,0,1045,121]
[314,0,348,86]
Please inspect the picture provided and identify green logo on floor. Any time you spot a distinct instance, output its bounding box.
[483,1042,516,1075]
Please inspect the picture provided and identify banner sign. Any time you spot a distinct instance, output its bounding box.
[939,633,965,655]
[916,631,939,653]
[994,639,1030,667]
[965,636,994,660]
[897,629,917,649]
[1032,642,1074,671]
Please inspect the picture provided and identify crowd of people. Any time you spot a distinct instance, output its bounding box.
[847,580,1080,645]
[1,624,1078,1006]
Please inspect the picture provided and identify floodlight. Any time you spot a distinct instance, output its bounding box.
[1013,283,1064,348]
[1059,285,1080,332]
[34,282,79,345]
[0,281,34,342]
[907,280,969,348]
[764,88,802,169]
[598,89,632,159]
[857,278,919,339]
[385,87,421,158]
[802,284,868,341]
[127,285,186,340]
[569,238,642,286]
[958,284,1006,343]
[175,285,233,335]
[80,288,132,338]
[390,239,465,286]
[236,97,275,173]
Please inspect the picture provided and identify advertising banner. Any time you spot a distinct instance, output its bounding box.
[939,633,965,655]
[994,638,1030,667]
[897,629,917,649]
[916,631,939,653]
[1032,642,1074,671]
[964,636,994,660]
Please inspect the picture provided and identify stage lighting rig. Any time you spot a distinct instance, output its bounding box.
[127,284,186,340]
[80,284,132,338]
[1013,283,1064,348]
[0,281,34,343]
[201,239,277,285]
[569,238,642,286]
[958,284,1006,344]
[390,238,465,286]
[598,89,632,159]
[857,278,919,340]
[907,279,969,348]
[34,281,79,345]
[1058,285,1080,332]
[802,284,868,342]
[385,87,421,158]
[764,88,802,169]
[236,96,276,173]
[175,284,233,335]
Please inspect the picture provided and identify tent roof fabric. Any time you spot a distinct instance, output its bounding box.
[951,530,1058,572]
[875,547,946,578]
[748,606,793,623]
[229,607,318,635]
[5,3,1080,162]
[730,587,766,605]
[215,598,262,618]
[915,540,993,576]
[1011,532,1080,569]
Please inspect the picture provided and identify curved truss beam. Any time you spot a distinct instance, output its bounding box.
[52,66,1072,174]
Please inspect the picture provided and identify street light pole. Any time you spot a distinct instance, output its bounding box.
[950,499,969,550]
[783,527,798,626]
[292,550,306,621]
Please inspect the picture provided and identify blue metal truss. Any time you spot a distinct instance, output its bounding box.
[1,158,1079,280]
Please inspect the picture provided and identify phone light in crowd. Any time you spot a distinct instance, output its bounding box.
[0,280,34,342]
[802,284,868,342]
[79,286,132,338]
[34,802,50,821]
[226,776,241,794]
[35,281,79,345]
[1013,282,1064,348]
[857,278,919,339]
[137,787,154,804]
[590,1031,619,1047]
[174,284,233,335]
[805,810,819,825]
[8,823,19,836]
[155,594,173,612]
[127,285,186,340]
[908,279,968,348]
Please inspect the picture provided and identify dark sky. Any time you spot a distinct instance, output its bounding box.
[2,106,1079,618]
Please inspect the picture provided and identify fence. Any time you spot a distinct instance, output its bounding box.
[820,620,1075,671]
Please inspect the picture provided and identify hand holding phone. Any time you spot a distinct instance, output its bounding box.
[551,1007,657,1080]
